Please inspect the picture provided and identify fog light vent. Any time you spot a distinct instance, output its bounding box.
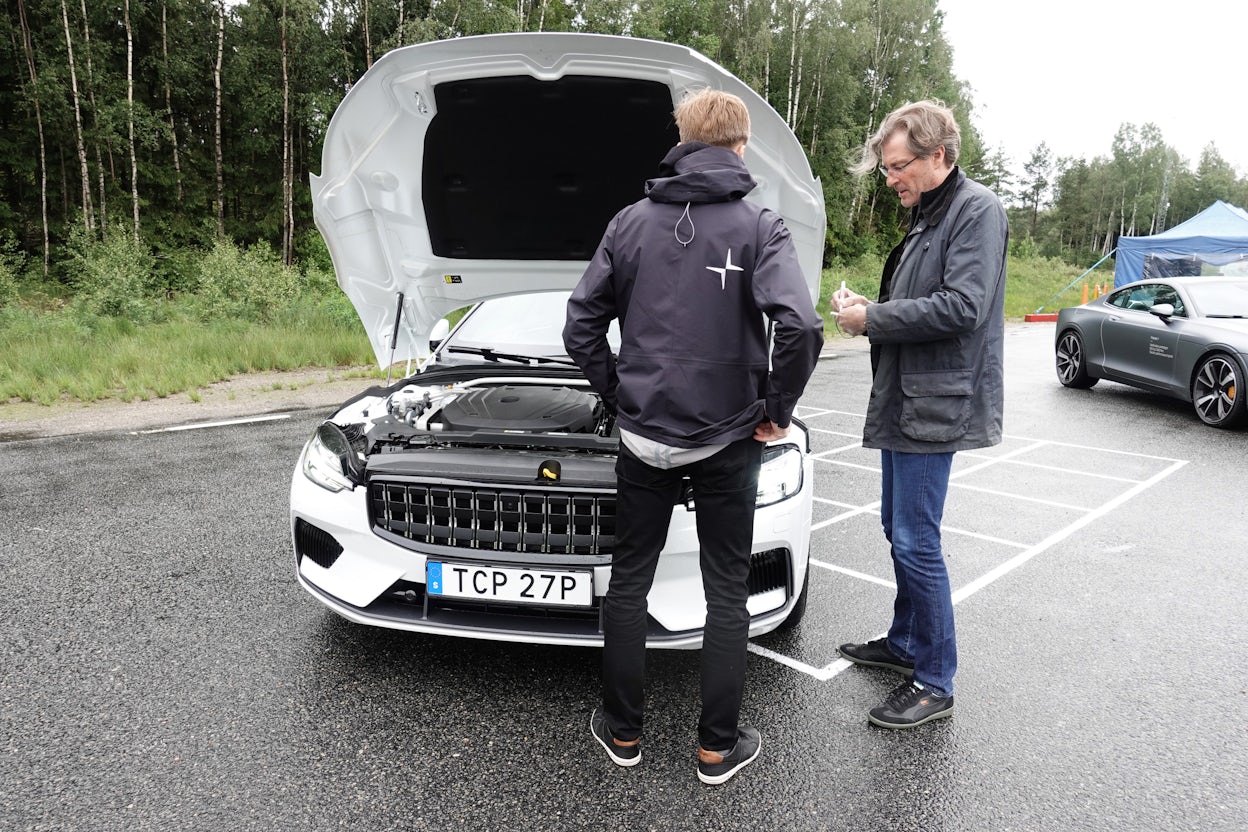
[747,548,788,595]
[296,518,343,570]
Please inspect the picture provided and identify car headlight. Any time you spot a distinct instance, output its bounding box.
[756,444,803,507]
[302,422,363,493]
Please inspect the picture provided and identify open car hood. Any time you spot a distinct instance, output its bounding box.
[312,33,825,367]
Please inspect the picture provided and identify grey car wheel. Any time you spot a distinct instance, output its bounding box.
[1056,330,1098,389]
[1192,354,1246,428]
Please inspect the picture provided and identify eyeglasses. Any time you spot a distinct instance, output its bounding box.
[879,156,921,177]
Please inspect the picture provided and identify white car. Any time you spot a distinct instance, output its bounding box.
[291,33,826,647]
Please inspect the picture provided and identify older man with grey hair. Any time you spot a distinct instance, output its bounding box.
[832,99,1008,728]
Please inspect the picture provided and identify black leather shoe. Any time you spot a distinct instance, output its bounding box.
[838,638,915,676]
[868,681,954,728]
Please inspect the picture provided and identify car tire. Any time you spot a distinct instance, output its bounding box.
[1191,353,1247,429]
[774,560,810,632]
[1056,329,1098,389]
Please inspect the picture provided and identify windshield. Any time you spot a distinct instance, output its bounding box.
[444,291,622,357]
[1186,281,1248,317]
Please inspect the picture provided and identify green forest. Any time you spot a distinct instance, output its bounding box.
[3,0,1248,404]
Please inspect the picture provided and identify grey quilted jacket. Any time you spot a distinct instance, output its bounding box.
[863,168,1009,452]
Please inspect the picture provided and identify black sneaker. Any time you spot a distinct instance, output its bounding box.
[697,726,761,785]
[838,638,915,677]
[590,708,641,767]
[867,681,954,729]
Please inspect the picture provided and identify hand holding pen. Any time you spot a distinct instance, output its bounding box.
[830,280,870,337]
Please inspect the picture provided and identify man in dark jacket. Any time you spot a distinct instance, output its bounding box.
[832,99,1008,729]
[563,87,823,785]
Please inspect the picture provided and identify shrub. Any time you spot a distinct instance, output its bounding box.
[0,231,25,309]
[70,225,158,323]
[196,239,298,322]
[1010,234,1040,260]
[0,261,16,309]
[294,228,334,273]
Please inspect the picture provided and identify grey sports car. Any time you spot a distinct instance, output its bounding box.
[1055,276,1248,428]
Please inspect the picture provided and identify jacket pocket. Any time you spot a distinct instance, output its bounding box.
[899,369,974,442]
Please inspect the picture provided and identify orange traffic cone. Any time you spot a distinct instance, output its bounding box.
[1082,283,1089,304]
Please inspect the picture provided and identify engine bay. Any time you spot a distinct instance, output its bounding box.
[357,380,616,452]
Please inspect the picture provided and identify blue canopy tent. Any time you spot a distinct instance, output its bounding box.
[1114,200,1248,288]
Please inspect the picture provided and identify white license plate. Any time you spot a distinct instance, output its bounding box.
[427,561,593,607]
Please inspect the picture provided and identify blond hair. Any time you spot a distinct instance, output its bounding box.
[851,99,961,176]
[674,88,750,149]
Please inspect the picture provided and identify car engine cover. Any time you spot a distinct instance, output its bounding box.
[438,385,598,433]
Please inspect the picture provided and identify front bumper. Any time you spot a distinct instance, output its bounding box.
[289,445,814,649]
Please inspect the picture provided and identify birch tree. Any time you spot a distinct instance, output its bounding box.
[160,0,184,205]
[60,0,94,234]
[78,0,107,233]
[214,0,225,238]
[281,0,294,264]
[123,0,140,241]
[16,0,49,273]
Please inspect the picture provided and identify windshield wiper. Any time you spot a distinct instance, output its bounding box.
[444,346,579,367]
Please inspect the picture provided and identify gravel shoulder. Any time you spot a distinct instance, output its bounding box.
[0,367,381,441]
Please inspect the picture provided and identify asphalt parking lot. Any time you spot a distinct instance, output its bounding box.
[2,323,1246,831]
[756,359,1190,680]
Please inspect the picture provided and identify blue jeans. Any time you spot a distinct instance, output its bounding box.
[880,449,957,698]
[602,436,764,751]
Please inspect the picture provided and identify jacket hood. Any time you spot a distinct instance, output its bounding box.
[311,33,825,368]
[644,143,757,204]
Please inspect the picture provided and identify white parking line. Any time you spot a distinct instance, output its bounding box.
[1002,433,1185,463]
[802,407,869,420]
[808,427,868,440]
[811,438,868,452]
[811,559,897,589]
[947,481,1090,512]
[938,524,1030,549]
[949,457,1188,604]
[950,440,1049,476]
[812,497,862,512]
[959,452,1145,484]
[794,406,838,419]
[748,643,851,681]
[811,456,879,473]
[750,433,1189,681]
[811,503,880,531]
[131,414,292,434]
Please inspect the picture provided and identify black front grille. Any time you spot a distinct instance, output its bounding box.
[369,481,616,556]
[295,518,343,569]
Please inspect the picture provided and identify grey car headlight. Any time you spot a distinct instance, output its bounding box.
[302,422,363,493]
[756,444,803,507]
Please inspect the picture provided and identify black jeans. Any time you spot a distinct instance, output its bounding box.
[602,435,764,751]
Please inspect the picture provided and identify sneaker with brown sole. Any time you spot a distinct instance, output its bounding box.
[590,708,641,767]
[697,726,761,785]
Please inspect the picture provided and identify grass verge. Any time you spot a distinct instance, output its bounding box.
[2,252,1105,407]
[0,305,380,406]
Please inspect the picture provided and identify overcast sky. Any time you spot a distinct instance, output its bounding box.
[938,0,1248,176]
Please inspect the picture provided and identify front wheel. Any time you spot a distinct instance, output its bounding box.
[1056,329,1098,389]
[1192,354,1246,428]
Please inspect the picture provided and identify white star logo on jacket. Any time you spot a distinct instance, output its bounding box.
[706,249,744,290]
